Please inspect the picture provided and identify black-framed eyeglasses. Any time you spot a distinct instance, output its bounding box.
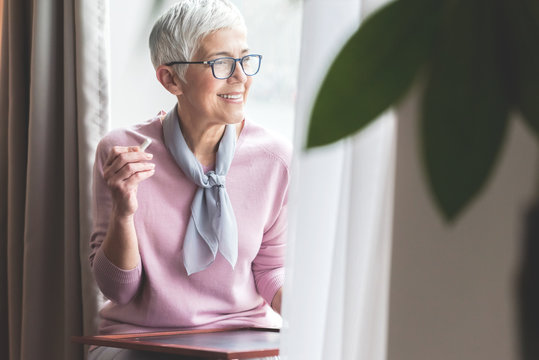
[165,54,262,80]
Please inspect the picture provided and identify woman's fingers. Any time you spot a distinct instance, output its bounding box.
[112,162,155,183]
[104,146,153,176]
[103,145,155,196]
[124,167,156,187]
[110,168,156,199]
[105,162,155,192]
[104,146,132,167]
[103,145,156,217]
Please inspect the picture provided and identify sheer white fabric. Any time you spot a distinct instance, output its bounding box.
[76,0,111,341]
[280,1,394,359]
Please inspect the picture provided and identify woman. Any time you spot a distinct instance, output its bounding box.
[88,0,290,359]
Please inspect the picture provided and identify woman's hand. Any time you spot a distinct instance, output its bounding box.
[271,288,283,314]
[103,146,155,218]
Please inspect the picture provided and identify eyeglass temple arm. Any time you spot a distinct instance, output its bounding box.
[165,60,209,66]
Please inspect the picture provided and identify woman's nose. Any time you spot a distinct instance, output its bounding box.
[228,61,247,83]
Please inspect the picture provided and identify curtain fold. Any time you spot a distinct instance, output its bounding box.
[280,0,394,359]
[1,2,33,359]
[75,0,110,339]
[0,0,109,359]
[333,114,395,359]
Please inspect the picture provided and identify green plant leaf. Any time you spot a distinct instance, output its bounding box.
[508,0,539,138]
[422,0,510,221]
[306,0,442,148]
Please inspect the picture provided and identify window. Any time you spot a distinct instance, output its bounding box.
[109,0,302,141]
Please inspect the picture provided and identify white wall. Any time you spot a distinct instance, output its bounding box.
[388,86,539,360]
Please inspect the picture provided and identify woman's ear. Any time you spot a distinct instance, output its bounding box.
[156,65,183,95]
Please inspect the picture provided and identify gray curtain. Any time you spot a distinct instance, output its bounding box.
[0,0,109,359]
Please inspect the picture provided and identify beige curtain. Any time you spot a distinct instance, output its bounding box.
[0,0,109,359]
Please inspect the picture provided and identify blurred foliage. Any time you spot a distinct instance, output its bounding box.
[307,0,539,221]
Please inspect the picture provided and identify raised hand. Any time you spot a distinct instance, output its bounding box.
[103,145,155,218]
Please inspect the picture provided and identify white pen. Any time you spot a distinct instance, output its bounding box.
[139,138,152,151]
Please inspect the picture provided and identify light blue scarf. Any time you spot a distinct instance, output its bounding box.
[162,107,238,275]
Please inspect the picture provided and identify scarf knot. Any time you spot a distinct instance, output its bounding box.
[205,171,225,188]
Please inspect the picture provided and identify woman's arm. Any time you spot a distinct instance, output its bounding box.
[90,142,155,304]
[100,146,155,269]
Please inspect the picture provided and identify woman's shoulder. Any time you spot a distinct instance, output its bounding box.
[241,121,293,169]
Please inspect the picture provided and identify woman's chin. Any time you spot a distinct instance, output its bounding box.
[224,112,246,125]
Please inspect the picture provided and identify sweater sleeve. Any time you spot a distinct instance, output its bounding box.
[251,152,289,306]
[252,201,287,305]
[89,136,143,304]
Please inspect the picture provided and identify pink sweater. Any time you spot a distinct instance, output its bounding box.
[89,116,291,335]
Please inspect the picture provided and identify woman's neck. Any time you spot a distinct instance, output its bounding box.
[176,107,243,167]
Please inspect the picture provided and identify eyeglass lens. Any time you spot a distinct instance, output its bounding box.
[213,55,260,79]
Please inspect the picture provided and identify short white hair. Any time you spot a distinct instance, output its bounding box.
[149,0,247,82]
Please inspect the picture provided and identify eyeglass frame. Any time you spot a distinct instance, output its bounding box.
[165,54,262,80]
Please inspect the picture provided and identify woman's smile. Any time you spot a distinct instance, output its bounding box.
[218,92,244,103]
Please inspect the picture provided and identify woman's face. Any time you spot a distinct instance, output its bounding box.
[178,27,252,127]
